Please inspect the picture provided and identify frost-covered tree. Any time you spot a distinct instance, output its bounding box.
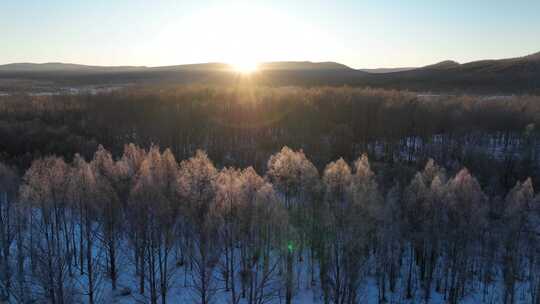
[319,155,382,304]
[0,163,19,302]
[403,159,447,301]
[266,147,319,208]
[90,145,121,291]
[238,167,288,304]
[351,154,381,220]
[502,178,535,304]
[178,150,221,304]
[68,154,103,304]
[20,157,76,304]
[214,167,243,303]
[266,147,319,304]
[374,183,403,303]
[129,146,180,304]
[444,168,487,304]
[348,154,381,303]
[4,142,540,304]
[321,158,352,304]
[119,144,149,294]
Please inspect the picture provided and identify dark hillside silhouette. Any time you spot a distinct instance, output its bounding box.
[1,51,540,93]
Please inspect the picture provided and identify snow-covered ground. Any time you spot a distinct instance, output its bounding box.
[62,242,533,304]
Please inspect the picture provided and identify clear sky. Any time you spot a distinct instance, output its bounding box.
[2,0,540,68]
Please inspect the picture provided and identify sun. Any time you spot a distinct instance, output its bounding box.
[230,60,259,74]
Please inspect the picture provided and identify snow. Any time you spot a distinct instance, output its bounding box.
[57,242,534,304]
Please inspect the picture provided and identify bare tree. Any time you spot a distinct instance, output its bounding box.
[68,154,105,304]
[20,157,76,304]
[321,158,352,304]
[443,168,487,304]
[130,146,180,304]
[238,167,288,304]
[502,178,535,304]
[119,144,148,295]
[214,167,243,304]
[178,150,221,304]
[0,163,19,302]
[266,147,319,304]
[403,159,447,302]
[91,145,122,291]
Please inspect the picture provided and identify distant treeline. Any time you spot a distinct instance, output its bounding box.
[1,86,539,192]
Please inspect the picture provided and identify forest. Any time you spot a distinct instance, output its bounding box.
[0,86,540,303]
[0,144,539,304]
[1,86,539,192]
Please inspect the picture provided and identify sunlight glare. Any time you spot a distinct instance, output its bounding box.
[231,60,259,74]
[151,4,337,68]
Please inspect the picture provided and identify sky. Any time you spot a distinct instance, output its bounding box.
[2,0,540,69]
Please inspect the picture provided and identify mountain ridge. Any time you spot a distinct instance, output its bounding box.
[0,62,148,72]
[1,51,539,94]
[2,50,539,73]
[0,61,354,72]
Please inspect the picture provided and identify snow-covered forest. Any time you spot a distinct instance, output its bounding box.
[2,0,540,302]
[1,144,539,304]
[2,86,540,190]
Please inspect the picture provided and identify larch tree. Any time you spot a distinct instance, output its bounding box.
[404,159,447,301]
[266,147,319,304]
[502,178,535,304]
[348,154,382,304]
[20,157,75,304]
[4,141,540,304]
[129,146,179,304]
[321,158,352,304]
[119,144,149,295]
[238,167,288,304]
[374,183,403,303]
[91,145,122,291]
[68,154,103,304]
[0,163,19,302]
[444,168,487,304]
[214,167,243,304]
[178,150,221,304]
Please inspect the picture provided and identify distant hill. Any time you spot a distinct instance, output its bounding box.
[524,51,540,61]
[361,51,540,94]
[0,61,353,72]
[259,61,352,71]
[0,61,368,88]
[1,53,539,94]
[148,63,230,71]
[0,62,146,72]
[359,67,417,74]
[422,60,461,70]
